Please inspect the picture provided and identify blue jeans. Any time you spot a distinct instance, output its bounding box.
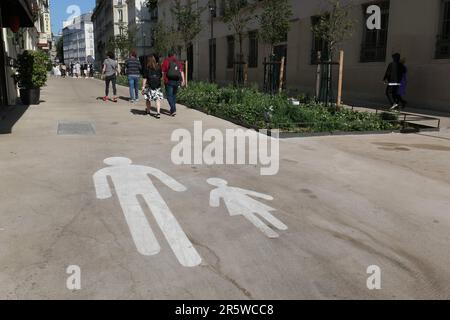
[165,80,179,114]
[128,75,140,101]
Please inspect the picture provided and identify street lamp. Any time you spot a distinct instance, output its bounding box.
[208,0,216,83]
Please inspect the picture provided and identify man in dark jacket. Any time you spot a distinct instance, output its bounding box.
[383,53,406,110]
[125,50,142,102]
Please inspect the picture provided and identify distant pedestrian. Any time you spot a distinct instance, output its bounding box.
[142,55,163,119]
[61,64,67,78]
[125,50,142,103]
[161,51,185,117]
[75,62,81,78]
[89,63,94,78]
[70,63,74,77]
[52,64,61,77]
[83,63,88,78]
[383,53,406,110]
[102,51,118,102]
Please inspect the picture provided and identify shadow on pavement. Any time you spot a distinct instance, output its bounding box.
[130,107,172,116]
[130,108,147,116]
[0,104,30,134]
[119,96,131,102]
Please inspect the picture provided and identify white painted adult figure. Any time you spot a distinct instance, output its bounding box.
[93,157,202,267]
[208,178,288,238]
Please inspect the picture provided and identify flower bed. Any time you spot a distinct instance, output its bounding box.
[177,82,400,133]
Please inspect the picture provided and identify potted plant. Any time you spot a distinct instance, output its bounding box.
[16,50,50,105]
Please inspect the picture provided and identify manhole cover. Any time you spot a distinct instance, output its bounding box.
[57,121,95,135]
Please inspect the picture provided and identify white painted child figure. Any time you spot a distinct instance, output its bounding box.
[208,178,288,238]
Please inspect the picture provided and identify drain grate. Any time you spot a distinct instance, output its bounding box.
[57,121,95,135]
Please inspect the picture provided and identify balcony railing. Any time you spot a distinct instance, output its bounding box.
[360,44,387,63]
[435,36,450,59]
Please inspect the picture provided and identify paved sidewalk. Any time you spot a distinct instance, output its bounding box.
[1,78,450,299]
[344,104,450,131]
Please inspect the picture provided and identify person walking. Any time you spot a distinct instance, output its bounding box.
[102,51,118,103]
[61,64,67,78]
[89,63,94,78]
[142,55,163,119]
[383,53,406,110]
[161,51,185,117]
[125,50,142,103]
[75,61,81,79]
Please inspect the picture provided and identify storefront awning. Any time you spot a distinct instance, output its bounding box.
[1,0,34,28]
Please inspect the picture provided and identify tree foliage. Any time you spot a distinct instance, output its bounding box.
[17,50,51,88]
[107,28,136,61]
[312,0,355,58]
[56,37,64,63]
[152,21,182,56]
[223,0,256,59]
[259,0,293,54]
[171,0,205,49]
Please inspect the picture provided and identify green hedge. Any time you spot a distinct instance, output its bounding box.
[177,82,400,133]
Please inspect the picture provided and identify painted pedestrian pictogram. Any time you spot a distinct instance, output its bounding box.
[208,178,288,238]
[93,157,202,267]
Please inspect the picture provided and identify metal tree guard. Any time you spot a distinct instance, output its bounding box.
[263,55,285,95]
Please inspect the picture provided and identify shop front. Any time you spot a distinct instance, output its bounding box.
[0,0,34,106]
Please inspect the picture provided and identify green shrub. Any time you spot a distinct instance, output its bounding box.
[178,82,400,133]
[17,50,51,88]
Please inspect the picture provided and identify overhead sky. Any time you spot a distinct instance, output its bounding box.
[50,0,96,35]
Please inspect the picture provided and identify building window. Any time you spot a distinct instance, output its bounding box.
[227,35,235,69]
[311,16,330,64]
[360,1,390,62]
[436,0,450,59]
[248,31,258,68]
[150,7,158,21]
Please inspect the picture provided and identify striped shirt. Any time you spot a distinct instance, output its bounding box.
[125,57,142,76]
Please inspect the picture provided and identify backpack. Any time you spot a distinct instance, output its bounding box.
[167,60,182,81]
[148,68,162,90]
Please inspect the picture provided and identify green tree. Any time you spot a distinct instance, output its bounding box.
[259,0,293,55]
[312,0,355,105]
[107,28,136,61]
[152,21,182,56]
[171,0,205,55]
[312,0,354,58]
[223,0,256,62]
[56,37,64,63]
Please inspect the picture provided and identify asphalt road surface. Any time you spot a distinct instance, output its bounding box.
[1,77,450,299]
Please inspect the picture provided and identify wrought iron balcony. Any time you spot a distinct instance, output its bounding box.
[435,36,450,59]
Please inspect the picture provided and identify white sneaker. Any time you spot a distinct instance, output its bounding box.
[390,104,399,110]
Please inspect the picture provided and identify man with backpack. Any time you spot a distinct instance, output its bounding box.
[161,51,185,117]
[383,53,406,110]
